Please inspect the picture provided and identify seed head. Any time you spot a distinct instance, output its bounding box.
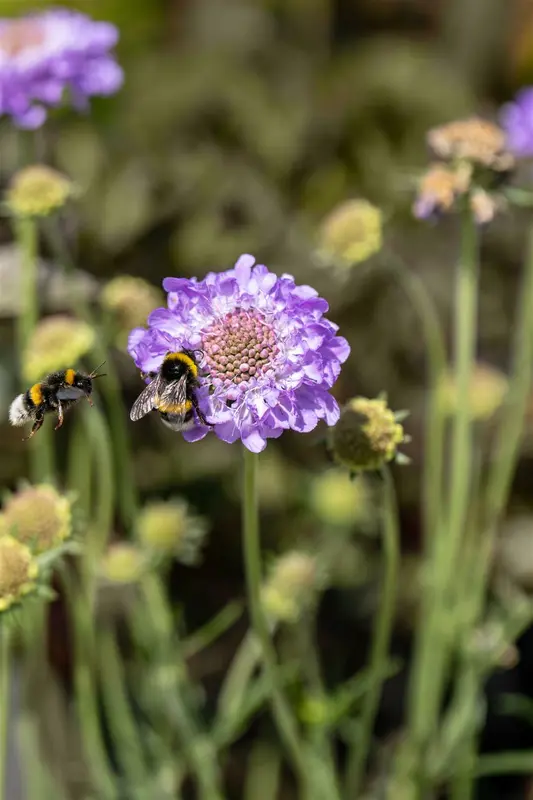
[137,499,208,566]
[317,199,383,267]
[5,165,73,218]
[438,363,508,421]
[100,543,146,585]
[0,536,38,612]
[262,551,321,624]
[427,118,514,172]
[23,315,95,382]
[3,484,71,554]
[330,397,406,472]
[100,277,163,349]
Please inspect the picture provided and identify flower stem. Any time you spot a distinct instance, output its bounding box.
[0,624,10,800]
[241,448,311,793]
[15,216,55,483]
[344,465,400,797]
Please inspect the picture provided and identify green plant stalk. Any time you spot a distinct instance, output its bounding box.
[241,448,313,796]
[67,414,92,520]
[0,624,10,800]
[43,217,137,530]
[15,216,55,483]
[98,628,148,797]
[408,209,480,760]
[344,466,400,798]
[83,404,115,566]
[141,573,224,800]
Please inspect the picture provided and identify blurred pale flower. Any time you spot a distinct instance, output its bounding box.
[3,484,71,554]
[100,276,163,349]
[330,397,408,472]
[262,550,322,624]
[438,363,508,421]
[413,162,471,220]
[100,543,146,585]
[23,315,95,382]
[310,468,372,528]
[427,118,514,172]
[137,499,208,566]
[316,199,383,267]
[0,9,123,129]
[5,165,73,218]
[0,536,38,612]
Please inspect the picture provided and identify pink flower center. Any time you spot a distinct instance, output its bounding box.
[202,308,279,385]
[0,20,45,57]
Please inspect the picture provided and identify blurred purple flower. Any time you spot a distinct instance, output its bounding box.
[501,88,533,158]
[0,9,123,129]
[128,255,350,453]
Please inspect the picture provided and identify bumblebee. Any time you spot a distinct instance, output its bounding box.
[130,350,210,431]
[9,363,106,439]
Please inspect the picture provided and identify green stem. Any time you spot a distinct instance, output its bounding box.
[241,448,311,794]
[344,466,400,798]
[15,216,55,483]
[83,404,115,565]
[0,625,10,800]
[408,208,479,760]
[43,217,137,530]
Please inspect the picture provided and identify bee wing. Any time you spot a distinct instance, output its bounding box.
[56,386,86,401]
[157,376,189,420]
[130,376,164,421]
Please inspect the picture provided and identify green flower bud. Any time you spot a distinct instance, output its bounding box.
[317,199,382,267]
[310,468,372,528]
[3,484,71,554]
[0,536,38,612]
[100,543,146,585]
[262,551,322,624]
[23,315,95,383]
[100,276,164,349]
[5,165,74,218]
[438,363,508,421]
[330,397,407,472]
[137,499,208,566]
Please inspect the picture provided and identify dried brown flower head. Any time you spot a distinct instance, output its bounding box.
[413,162,472,219]
[427,118,514,172]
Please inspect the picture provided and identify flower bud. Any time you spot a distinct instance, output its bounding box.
[0,536,38,612]
[262,551,321,624]
[5,165,73,218]
[3,484,71,554]
[330,397,407,472]
[310,468,372,528]
[137,499,208,566]
[317,199,382,267]
[100,276,163,349]
[438,363,508,421]
[100,543,146,585]
[23,315,95,382]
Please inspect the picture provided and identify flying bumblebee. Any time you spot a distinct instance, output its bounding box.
[130,350,210,431]
[9,363,106,439]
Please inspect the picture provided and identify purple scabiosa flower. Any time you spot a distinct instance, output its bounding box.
[501,88,533,158]
[0,9,123,129]
[128,255,350,453]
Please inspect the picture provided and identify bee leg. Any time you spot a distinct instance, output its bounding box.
[54,402,64,430]
[23,416,44,440]
[86,394,94,407]
[191,394,211,427]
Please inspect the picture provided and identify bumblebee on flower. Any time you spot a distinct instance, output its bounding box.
[128,255,350,453]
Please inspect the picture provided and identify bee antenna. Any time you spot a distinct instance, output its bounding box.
[89,361,107,378]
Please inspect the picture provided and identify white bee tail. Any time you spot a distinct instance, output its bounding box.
[9,394,30,426]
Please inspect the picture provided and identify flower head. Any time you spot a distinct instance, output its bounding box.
[137,499,208,565]
[0,536,38,612]
[310,468,372,528]
[438,362,508,421]
[5,165,73,217]
[3,484,71,554]
[100,543,146,585]
[316,199,383,267]
[501,88,533,158]
[128,255,350,453]
[262,551,322,624]
[0,9,123,129]
[101,276,164,349]
[330,396,407,472]
[427,118,514,172]
[413,162,472,220]
[23,315,95,382]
